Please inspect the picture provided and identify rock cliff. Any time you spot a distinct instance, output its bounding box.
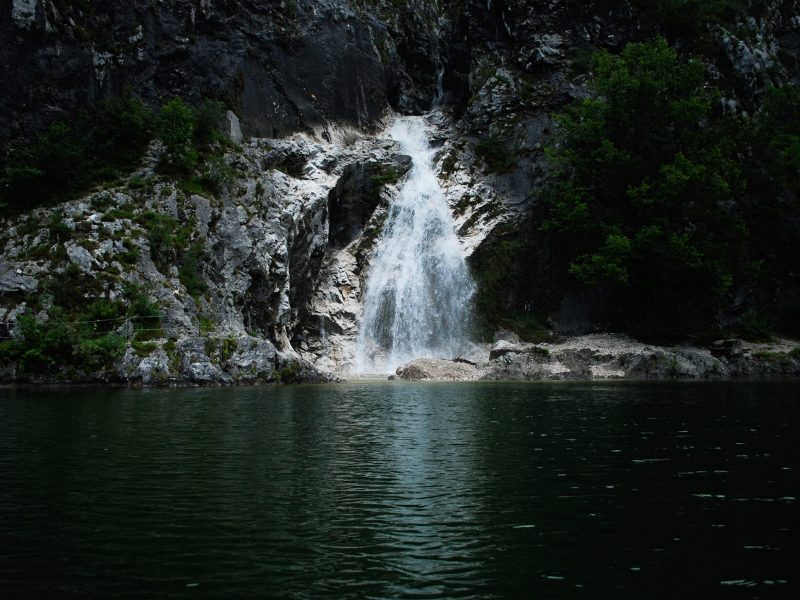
[1,0,799,384]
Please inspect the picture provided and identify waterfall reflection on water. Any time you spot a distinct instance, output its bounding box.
[354,116,476,374]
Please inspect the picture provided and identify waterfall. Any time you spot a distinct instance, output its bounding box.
[354,116,476,374]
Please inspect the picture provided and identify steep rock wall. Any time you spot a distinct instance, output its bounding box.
[0,0,444,147]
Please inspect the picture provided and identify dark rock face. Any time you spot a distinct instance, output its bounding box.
[0,0,441,147]
[327,154,411,248]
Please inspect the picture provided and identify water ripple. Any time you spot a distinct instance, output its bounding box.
[1,381,798,597]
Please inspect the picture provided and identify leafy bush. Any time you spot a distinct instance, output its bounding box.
[0,273,167,377]
[135,211,191,271]
[179,240,208,297]
[156,97,228,177]
[739,310,774,342]
[192,99,226,148]
[756,85,800,189]
[199,155,234,195]
[475,135,518,173]
[156,98,198,174]
[0,308,125,376]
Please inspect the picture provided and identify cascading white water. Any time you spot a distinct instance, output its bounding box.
[354,116,476,374]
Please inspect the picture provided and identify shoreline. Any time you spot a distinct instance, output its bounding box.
[2,334,800,388]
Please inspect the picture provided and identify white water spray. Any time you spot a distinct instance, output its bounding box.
[354,116,476,374]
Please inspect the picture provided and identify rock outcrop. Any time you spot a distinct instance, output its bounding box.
[395,335,800,382]
[396,334,800,381]
[0,0,444,147]
[0,121,412,384]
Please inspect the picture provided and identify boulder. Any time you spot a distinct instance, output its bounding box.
[396,358,479,381]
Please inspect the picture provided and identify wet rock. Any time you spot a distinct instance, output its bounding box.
[327,156,412,248]
[183,360,231,385]
[390,335,800,382]
[120,348,174,386]
[396,358,479,381]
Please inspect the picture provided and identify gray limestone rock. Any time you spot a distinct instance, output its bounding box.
[0,263,38,293]
[65,243,95,274]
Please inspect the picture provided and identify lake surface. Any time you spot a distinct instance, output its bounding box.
[0,381,798,598]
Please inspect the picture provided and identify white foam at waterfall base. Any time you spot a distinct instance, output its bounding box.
[353,116,476,375]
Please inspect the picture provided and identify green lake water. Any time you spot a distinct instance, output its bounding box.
[1,381,798,598]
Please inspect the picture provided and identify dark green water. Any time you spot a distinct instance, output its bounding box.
[0,381,798,598]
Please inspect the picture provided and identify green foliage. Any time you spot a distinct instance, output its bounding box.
[473,238,524,327]
[47,211,72,243]
[135,211,191,272]
[131,340,157,357]
[2,95,229,211]
[47,264,104,314]
[475,135,518,173]
[0,93,153,212]
[0,307,125,376]
[470,233,552,342]
[192,100,226,148]
[179,176,208,196]
[199,155,234,195]
[751,350,793,366]
[179,240,208,297]
[221,338,238,362]
[0,254,165,378]
[756,85,800,189]
[198,316,216,334]
[127,176,153,191]
[156,98,198,174]
[369,165,400,188]
[542,38,749,334]
[156,98,229,178]
[736,84,800,335]
[631,0,746,43]
[95,93,155,165]
[739,310,774,343]
[75,333,128,371]
[118,238,140,266]
[277,363,300,383]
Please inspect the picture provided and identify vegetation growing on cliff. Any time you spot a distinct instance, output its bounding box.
[631,0,750,43]
[541,37,800,338]
[0,274,160,377]
[0,94,153,212]
[0,95,227,213]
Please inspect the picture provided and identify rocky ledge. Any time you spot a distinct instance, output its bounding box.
[394,334,800,382]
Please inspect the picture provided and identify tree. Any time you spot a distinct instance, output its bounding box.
[156,98,197,173]
[541,38,748,335]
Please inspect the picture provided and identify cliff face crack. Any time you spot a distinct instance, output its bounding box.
[354,116,476,375]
